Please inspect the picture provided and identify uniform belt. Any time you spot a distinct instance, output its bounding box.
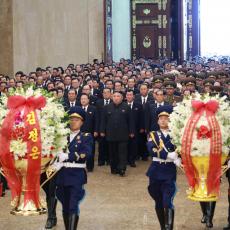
[63,162,86,168]
[152,157,174,164]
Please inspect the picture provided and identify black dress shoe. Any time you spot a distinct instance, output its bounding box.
[206,220,213,228]
[45,198,57,229]
[119,170,125,177]
[45,218,57,229]
[201,215,207,223]
[164,208,174,230]
[200,202,207,223]
[130,163,136,167]
[98,162,105,166]
[155,208,165,230]
[205,202,216,228]
[87,168,93,172]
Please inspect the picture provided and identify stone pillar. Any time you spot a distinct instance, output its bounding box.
[0,0,13,76]
[1,0,104,75]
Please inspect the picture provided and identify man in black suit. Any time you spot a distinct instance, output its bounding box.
[63,75,72,99]
[92,79,103,99]
[145,88,169,133]
[95,88,112,166]
[71,77,82,98]
[80,93,97,172]
[63,89,79,112]
[134,83,153,161]
[100,91,135,176]
[126,77,140,95]
[81,84,98,106]
[125,90,144,167]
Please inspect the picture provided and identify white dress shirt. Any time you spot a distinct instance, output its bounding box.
[141,96,148,104]
[155,101,164,108]
[128,101,133,109]
[82,105,89,112]
[70,130,80,142]
[104,99,110,105]
[70,101,76,107]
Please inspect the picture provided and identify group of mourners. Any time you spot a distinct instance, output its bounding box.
[0,57,230,229]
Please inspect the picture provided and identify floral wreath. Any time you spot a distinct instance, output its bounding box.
[0,87,69,160]
[169,93,230,157]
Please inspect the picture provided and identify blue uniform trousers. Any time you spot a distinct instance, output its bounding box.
[148,178,177,209]
[56,184,85,215]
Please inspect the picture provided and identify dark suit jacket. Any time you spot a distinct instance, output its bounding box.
[89,95,98,106]
[134,94,153,107]
[100,102,135,142]
[63,100,80,112]
[80,105,97,134]
[126,102,144,134]
[126,87,140,95]
[92,88,102,99]
[145,101,169,132]
[95,98,112,133]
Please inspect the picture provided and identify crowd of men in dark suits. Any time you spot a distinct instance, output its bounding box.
[0,57,230,181]
[1,57,230,229]
[0,58,230,174]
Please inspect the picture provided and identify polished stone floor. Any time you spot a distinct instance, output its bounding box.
[0,160,229,230]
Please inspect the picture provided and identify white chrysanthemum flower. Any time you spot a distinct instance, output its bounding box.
[10,140,27,158]
[169,94,230,156]
[0,88,69,160]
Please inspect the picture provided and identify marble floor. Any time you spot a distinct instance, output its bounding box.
[0,160,229,230]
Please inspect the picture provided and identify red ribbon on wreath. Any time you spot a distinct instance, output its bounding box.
[0,95,46,207]
[181,100,222,194]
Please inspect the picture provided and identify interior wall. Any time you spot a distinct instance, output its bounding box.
[0,0,13,76]
[12,0,104,74]
[112,0,131,62]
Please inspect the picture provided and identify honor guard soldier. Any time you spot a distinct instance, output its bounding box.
[54,106,93,230]
[41,166,58,229]
[146,105,181,230]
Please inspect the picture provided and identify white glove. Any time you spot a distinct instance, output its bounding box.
[167,151,178,161]
[46,162,63,178]
[52,162,63,171]
[58,152,69,162]
[228,160,230,169]
[174,158,181,167]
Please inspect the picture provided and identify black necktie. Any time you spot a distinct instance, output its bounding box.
[105,100,109,105]
[143,98,146,105]
[71,102,74,107]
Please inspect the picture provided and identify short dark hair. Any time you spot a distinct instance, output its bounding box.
[68,88,77,94]
[80,93,90,99]
[103,87,111,93]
